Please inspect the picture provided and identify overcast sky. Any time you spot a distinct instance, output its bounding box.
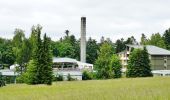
[0,0,170,42]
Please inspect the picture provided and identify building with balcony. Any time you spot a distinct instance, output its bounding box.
[53,57,93,80]
[118,45,170,72]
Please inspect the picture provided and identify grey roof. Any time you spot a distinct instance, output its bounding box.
[146,45,170,55]
[127,45,170,55]
[53,57,78,63]
[0,69,18,76]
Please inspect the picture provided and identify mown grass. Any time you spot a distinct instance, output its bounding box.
[0,77,170,100]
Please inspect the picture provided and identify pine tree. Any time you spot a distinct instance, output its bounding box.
[41,34,53,85]
[25,25,53,85]
[141,47,152,77]
[163,28,170,50]
[25,25,42,84]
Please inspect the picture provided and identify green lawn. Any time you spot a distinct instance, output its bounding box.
[0,77,170,100]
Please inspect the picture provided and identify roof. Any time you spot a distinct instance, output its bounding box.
[146,45,170,55]
[53,57,77,63]
[126,45,170,55]
[152,70,170,74]
[53,57,93,68]
[0,69,18,76]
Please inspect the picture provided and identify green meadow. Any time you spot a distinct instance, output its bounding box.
[0,77,170,100]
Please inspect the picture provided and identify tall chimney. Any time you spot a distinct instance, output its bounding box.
[80,17,86,63]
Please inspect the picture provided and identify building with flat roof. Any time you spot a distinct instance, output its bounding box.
[53,57,93,80]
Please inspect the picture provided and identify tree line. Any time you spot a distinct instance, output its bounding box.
[0,25,170,85]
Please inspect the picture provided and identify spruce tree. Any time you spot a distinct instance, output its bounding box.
[41,34,53,85]
[25,25,53,85]
[25,25,42,84]
[141,47,152,77]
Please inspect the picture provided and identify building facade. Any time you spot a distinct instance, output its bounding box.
[118,45,170,71]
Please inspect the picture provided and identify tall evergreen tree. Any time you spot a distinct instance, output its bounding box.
[163,28,170,50]
[41,34,53,85]
[86,37,99,64]
[25,25,53,85]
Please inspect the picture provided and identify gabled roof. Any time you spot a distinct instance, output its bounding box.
[126,45,170,55]
[146,45,170,55]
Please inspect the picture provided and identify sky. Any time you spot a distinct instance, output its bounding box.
[0,0,170,42]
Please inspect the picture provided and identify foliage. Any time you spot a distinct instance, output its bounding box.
[126,47,153,77]
[110,54,122,78]
[16,74,26,83]
[41,34,53,85]
[95,42,114,79]
[86,37,99,64]
[163,28,170,50]
[55,75,64,81]
[25,25,53,85]
[12,29,32,74]
[52,32,80,60]
[82,70,93,80]
[147,33,166,48]
[0,38,15,67]
[0,73,5,87]
[115,38,125,53]
[24,60,38,84]
[115,36,138,53]
[140,33,148,45]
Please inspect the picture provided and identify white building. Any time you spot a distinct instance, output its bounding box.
[53,57,93,80]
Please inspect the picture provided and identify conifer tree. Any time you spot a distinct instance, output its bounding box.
[25,25,53,85]
[41,34,53,85]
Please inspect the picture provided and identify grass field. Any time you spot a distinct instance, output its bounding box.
[0,77,170,100]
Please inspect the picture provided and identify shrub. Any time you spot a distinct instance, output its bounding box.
[0,73,5,87]
[16,74,26,83]
[56,75,64,81]
[82,70,93,80]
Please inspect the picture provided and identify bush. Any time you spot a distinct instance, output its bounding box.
[0,73,5,87]
[56,75,64,81]
[82,70,93,80]
[16,74,26,83]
